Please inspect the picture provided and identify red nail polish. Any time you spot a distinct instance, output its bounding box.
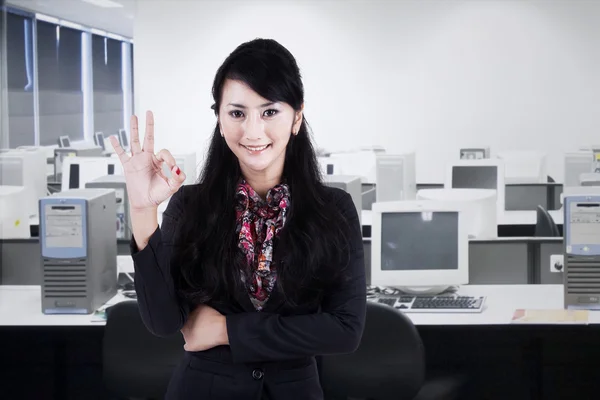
[175,167,181,175]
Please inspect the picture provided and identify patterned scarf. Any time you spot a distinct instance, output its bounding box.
[235,179,290,311]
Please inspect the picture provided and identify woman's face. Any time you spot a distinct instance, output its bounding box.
[219,79,303,176]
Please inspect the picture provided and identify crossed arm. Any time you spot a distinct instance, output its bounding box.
[131,187,366,363]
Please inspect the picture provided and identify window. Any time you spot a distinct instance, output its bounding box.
[93,34,123,137]
[37,20,84,146]
[6,10,35,148]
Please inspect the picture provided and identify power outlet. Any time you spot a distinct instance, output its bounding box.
[550,254,564,273]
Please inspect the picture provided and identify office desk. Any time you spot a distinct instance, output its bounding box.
[405,284,600,326]
[0,285,125,326]
[3,284,590,327]
[1,284,600,400]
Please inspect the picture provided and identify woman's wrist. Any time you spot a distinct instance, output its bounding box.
[218,315,229,345]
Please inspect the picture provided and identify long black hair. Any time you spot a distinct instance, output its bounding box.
[173,38,354,307]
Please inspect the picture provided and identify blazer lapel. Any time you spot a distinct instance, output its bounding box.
[262,284,285,313]
[234,288,256,313]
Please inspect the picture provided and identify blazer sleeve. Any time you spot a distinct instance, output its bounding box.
[130,186,190,337]
[225,190,366,364]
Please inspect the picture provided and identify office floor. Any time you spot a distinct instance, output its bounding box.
[2,324,600,400]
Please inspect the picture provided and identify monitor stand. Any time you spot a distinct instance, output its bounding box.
[397,285,453,296]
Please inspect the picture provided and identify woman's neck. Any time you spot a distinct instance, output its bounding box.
[241,171,283,199]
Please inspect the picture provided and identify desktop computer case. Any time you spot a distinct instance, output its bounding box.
[40,189,117,314]
[85,175,131,240]
[563,193,600,309]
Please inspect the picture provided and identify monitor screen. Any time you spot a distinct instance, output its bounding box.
[119,130,129,147]
[58,136,70,148]
[380,211,458,271]
[94,132,105,150]
[452,166,497,190]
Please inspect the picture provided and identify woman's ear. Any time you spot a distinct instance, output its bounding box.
[293,104,304,135]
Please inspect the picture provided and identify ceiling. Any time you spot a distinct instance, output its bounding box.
[6,0,135,37]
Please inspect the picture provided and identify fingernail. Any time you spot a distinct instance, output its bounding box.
[175,167,181,175]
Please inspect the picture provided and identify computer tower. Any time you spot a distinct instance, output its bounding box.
[323,175,362,225]
[85,175,130,239]
[564,151,594,188]
[563,188,600,310]
[39,189,117,314]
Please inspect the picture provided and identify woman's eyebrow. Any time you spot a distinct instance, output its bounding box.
[227,102,276,108]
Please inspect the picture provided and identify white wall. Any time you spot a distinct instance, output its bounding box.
[133,0,600,183]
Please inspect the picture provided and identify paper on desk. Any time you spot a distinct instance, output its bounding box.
[90,304,109,323]
[511,309,589,324]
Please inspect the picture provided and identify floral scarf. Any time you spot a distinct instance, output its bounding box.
[235,180,290,311]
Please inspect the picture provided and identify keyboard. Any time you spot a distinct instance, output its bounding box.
[374,294,486,313]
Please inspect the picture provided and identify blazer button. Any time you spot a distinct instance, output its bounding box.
[252,368,264,380]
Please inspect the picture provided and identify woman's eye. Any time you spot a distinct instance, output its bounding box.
[263,109,278,117]
[230,110,244,118]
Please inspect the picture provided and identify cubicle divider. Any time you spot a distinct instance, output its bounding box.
[362,237,564,287]
[505,183,563,211]
[0,239,132,285]
[1,237,563,287]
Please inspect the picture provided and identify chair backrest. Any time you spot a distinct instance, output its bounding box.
[535,205,560,237]
[102,300,184,399]
[319,301,426,400]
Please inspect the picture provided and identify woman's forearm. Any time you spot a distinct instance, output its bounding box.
[131,207,159,250]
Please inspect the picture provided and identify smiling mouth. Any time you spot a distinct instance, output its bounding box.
[241,144,272,152]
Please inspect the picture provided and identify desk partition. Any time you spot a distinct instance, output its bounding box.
[2,237,561,287]
[0,239,132,285]
[505,183,563,211]
[469,239,531,284]
[538,239,564,285]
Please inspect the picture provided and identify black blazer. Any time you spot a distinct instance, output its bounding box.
[130,184,366,400]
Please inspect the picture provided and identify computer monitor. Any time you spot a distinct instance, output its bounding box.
[0,186,31,239]
[371,200,469,294]
[58,136,71,148]
[460,147,490,160]
[161,153,197,186]
[118,129,129,150]
[564,151,594,188]
[53,146,105,181]
[496,150,547,184]
[375,153,416,202]
[94,132,106,150]
[0,149,47,218]
[445,159,505,217]
[417,188,497,239]
[322,175,362,224]
[61,156,123,190]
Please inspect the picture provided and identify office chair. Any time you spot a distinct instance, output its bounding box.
[102,300,184,400]
[320,301,464,400]
[535,205,560,237]
[547,176,555,183]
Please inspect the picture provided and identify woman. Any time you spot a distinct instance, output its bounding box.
[110,38,366,400]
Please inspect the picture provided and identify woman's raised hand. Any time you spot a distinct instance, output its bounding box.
[109,111,186,212]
